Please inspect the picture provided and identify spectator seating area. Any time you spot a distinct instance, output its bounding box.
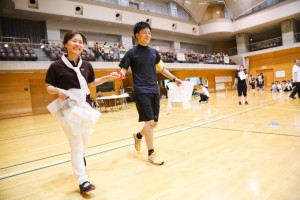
[0,42,235,64]
[160,51,232,64]
[43,44,96,62]
[0,43,37,61]
[250,38,282,51]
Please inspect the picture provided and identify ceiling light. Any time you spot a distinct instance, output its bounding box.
[4,44,8,48]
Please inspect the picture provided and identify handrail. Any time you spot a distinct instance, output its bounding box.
[0,37,30,43]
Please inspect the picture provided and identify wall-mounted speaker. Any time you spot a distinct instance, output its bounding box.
[172,23,177,30]
[74,5,83,15]
[28,0,38,9]
[146,18,152,25]
[115,12,122,21]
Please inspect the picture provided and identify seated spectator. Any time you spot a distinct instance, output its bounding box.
[282,80,292,91]
[276,81,282,92]
[112,43,119,62]
[270,82,277,92]
[286,80,293,91]
[270,81,282,92]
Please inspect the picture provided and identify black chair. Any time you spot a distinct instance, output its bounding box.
[28,49,35,54]
[16,53,23,60]
[14,49,21,54]
[8,52,16,60]
[0,52,8,60]
[23,53,30,60]
[30,53,38,61]
[21,49,28,54]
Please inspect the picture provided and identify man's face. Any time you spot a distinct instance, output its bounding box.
[135,28,151,46]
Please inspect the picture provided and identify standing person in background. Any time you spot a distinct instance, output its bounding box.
[45,30,118,194]
[256,73,263,91]
[117,21,182,165]
[289,59,300,99]
[102,42,110,62]
[112,43,119,62]
[234,65,249,105]
[248,75,255,93]
[260,73,265,91]
[93,42,100,61]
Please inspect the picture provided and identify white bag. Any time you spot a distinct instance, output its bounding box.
[47,89,101,135]
[167,81,194,109]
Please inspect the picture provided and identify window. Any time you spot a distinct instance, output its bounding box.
[185,77,202,85]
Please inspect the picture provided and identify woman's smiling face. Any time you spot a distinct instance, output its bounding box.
[64,34,84,56]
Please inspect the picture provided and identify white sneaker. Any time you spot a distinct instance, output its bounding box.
[148,151,164,165]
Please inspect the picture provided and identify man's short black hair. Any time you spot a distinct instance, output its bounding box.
[133,21,152,39]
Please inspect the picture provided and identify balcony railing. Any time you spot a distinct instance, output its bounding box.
[248,37,283,51]
[95,0,189,20]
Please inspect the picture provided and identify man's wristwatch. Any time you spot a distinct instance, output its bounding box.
[172,76,177,82]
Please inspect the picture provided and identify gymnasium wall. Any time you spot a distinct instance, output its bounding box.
[248,47,300,87]
[0,68,236,119]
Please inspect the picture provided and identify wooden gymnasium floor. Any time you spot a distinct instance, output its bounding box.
[0,90,300,200]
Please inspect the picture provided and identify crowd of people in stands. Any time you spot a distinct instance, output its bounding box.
[0,41,233,65]
[160,51,231,64]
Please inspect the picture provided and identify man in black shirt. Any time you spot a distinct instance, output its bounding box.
[118,21,182,165]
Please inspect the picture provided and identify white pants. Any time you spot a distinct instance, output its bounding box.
[62,126,93,185]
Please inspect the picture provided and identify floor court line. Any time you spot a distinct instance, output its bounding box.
[29,142,68,152]
[199,126,300,138]
[0,100,283,179]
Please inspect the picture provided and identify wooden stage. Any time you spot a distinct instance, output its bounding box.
[0,90,299,200]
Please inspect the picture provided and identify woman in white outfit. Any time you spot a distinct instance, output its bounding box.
[45,30,118,194]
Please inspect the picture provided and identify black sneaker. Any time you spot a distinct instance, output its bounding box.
[289,96,296,99]
[79,181,95,193]
[239,102,242,105]
[245,101,248,105]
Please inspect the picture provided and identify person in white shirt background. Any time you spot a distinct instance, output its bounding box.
[198,83,210,103]
[289,60,300,99]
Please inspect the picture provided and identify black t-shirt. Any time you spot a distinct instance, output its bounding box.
[45,58,95,103]
[118,44,161,95]
[235,70,247,85]
[45,58,95,90]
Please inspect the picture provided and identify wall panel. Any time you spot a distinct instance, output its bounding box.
[248,47,300,84]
